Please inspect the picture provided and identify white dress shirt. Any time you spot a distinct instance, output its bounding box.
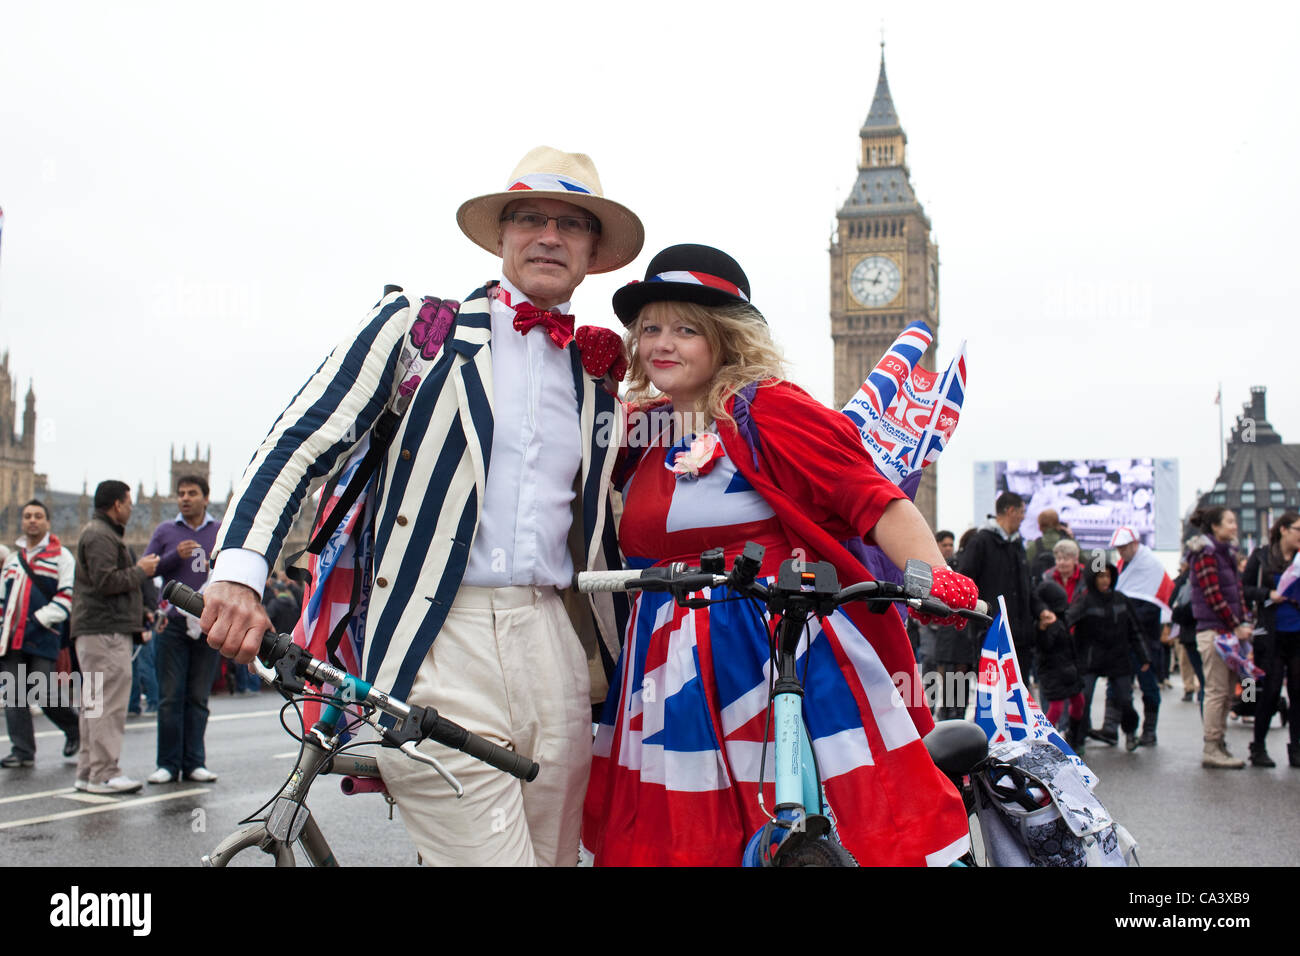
[461,276,581,587]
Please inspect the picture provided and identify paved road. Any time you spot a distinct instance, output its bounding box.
[0,681,1295,866]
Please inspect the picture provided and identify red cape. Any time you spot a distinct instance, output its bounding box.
[715,380,935,737]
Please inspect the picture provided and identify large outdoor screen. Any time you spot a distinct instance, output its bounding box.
[972,458,1181,551]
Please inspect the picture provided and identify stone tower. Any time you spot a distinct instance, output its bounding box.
[0,353,38,538]
[829,46,941,526]
[170,442,212,494]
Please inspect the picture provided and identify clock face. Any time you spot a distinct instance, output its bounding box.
[849,255,902,307]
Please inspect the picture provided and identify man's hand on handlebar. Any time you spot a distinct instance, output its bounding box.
[202,580,274,665]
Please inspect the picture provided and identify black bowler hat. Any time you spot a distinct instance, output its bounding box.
[612,243,765,327]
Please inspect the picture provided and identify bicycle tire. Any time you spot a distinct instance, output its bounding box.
[771,835,858,867]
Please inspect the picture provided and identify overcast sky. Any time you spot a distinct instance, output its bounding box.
[2,1,1296,541]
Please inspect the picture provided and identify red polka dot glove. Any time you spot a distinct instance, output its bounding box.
[575,325,628,382]
[912,567,981,631]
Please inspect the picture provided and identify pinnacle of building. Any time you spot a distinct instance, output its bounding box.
[862,45,902,133]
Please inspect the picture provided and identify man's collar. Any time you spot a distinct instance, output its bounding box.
[174,511,216,531]
[94,511,125,534]
[19,533,50,553]
[494,275,572,315]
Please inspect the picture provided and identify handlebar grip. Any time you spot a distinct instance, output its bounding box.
[974,599,989,617]
[162,580,205,618]
[424,714,540,782]
[575,569,645,593]
[457,730,540,783]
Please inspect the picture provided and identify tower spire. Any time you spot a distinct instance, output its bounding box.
[863,48,901,132]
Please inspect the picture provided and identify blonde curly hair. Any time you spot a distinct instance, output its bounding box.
[623,300,787,428]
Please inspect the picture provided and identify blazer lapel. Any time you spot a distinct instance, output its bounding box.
[447,289,495,504]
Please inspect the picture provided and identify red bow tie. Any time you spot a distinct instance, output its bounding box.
[512,303,575,350]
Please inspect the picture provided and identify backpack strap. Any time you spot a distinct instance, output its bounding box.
[16,551,57,602]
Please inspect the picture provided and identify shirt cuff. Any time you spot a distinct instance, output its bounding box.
[210,548,270,598]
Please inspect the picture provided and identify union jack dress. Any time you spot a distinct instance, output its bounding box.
[583,422,971,866]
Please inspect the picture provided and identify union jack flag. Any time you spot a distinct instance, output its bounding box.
[841,320,967,497]
[974,597,1098,789]
[291,437,374,728]
[584,585,973,866]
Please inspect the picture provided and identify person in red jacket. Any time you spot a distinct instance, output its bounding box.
[582,244,980,866]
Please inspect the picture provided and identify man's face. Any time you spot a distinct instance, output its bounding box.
[497,198,599,310]
[110,491,133,525]
[21,505,50,542]
[177,482,209,521]
[998,504,1025,533]
[1118,541,1139,564]
[1094,571,1111,593]
[938,536,955,562]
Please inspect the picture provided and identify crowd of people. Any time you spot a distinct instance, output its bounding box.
[0,476,295,793]
[915,497,1300,771]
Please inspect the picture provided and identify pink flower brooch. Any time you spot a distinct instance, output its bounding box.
[665,432,725,480]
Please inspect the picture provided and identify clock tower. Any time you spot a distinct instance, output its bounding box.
[830,46,941,526]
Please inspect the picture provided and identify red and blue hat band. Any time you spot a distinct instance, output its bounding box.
[647,270,749,302]
[507,173,593,194]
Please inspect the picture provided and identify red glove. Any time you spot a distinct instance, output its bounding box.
[575,325,628,382]
[912,566,980,631]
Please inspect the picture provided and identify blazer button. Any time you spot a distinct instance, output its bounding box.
[401,449,411,460]
[376,577,389,588]
[396,515,408,526]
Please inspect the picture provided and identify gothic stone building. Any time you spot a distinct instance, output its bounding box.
[0,352,38,541]
[2,353,315,572]
[830,50,942,526]
[1197,387,1300,549]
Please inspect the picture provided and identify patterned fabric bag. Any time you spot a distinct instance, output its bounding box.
[973,739,1139,867]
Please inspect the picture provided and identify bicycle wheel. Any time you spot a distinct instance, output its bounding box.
[771,834,858,867]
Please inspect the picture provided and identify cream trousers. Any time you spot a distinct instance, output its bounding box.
[375,585,592,866]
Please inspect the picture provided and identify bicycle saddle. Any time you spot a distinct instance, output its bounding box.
[922,720,989,779]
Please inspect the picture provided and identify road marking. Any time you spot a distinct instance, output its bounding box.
[0,787,209,830]
[60,792,119,805]
[1,709,284,747]
[0,786,77,806]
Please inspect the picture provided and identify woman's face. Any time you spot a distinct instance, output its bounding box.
[1282,518,1300,553]
[637,305,718,409]
[1094,571,1111,593]
[1212,510,1239,543]
[1054,552,1078,579]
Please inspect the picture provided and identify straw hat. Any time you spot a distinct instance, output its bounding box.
[456,146,644,274]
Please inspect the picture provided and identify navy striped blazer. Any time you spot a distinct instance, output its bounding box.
[215,285,628,705]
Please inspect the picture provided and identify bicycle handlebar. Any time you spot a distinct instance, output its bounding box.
[575,548,991,624]
[161,581,539,783]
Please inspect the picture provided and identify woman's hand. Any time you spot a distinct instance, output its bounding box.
[912,566,981,630]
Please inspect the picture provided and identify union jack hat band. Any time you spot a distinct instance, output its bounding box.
[613,243,765,326]
[456,146,644,275]
[647,271,749,302]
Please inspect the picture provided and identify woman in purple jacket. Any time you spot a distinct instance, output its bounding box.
[1186,507,1252,769]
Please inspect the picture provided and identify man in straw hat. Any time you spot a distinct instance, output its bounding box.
[200,146,643,865]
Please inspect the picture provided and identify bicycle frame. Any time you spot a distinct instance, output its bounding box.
[741,561,843,866]
[203,670,387,868]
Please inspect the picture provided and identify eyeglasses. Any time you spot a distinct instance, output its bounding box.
[499,211,601,235]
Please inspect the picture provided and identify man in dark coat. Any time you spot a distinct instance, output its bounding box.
[956,492,1052,680]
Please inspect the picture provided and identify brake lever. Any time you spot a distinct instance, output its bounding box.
[399,741,465,797]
